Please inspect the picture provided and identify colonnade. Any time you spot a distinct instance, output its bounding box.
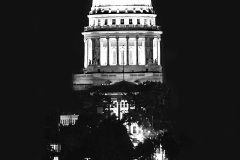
[60,119,77,126]
[84,36,161,68]
[60,115,79,126]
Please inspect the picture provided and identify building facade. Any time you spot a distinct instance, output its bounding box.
[73,0,163,91]
[72,0,164,154]
[50,1,167,160]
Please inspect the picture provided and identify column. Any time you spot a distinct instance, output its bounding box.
[116,37,119,65]
[142,38,145,65]
[107,37,110,65]
[91,38,94,64]
[126,37,129,65]
[153,38,158,63]
[157,38,161,66]
[150,37,154,60]
[97,38,100,65]
[88,39,92,65]
[84,39,88,68]
[100,38,103,65]
[136,37,139,65]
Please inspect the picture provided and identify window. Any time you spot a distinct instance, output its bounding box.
[129,19,132,24]
[133,126,137,134]
[104,19,108,25]
[137,19,140,24]
[121,102,124,108]
[144,19,147,25]
[112,19,116,25]
[98,19,101,26]
[149,19,152,25]
[121,19,124,24]
[113,102,117,108]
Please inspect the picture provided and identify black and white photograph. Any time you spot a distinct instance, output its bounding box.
[21,0,236,160]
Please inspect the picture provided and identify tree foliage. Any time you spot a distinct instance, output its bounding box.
[59,115,134,160]
[123,81,171,131]
[90,115,134,160]
[134,138,155,160]
[57,81,193,160]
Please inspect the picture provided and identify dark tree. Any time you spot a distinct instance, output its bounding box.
[59,111,105,160]
[134,138,155,160]
[160,131,192,160]
[43,143,54,160]
[90,116,134,160]
[123,81,171,131]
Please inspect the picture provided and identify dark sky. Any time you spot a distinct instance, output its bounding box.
[24,0,236,160]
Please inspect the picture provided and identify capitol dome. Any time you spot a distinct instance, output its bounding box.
[90,0,154,14]
[92,0,152,7]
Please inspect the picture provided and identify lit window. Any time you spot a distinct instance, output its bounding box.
[133,126,137,134]
[112,19,116,25]
[104,19,108,25]
[144,19,147,25]
[98,19,101,26]
[129,19,132,24]
[137,19,140,24]
[53,157,59,160]
[121,19,124,24]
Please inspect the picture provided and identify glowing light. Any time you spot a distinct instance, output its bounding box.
[53,157,59,160]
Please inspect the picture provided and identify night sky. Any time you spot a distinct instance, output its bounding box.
[22,0,236,160]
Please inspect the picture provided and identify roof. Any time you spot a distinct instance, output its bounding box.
[90,80,139,92]
[92,0,152,7]
[105,80,138,92]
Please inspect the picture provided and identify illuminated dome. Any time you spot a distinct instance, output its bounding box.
[90,0,154,14]
[92,0,152,7]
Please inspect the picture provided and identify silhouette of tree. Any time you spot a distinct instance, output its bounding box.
[91,90,112,117]
[90,115,134,160]
[57,81,192,160]
[44,109,60,160]
[122,81,193,159]
[134,138,155,160]
[59,111,104,160]
[123,81,171,131]
[160,131,192,160]
[43,143,54,160]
